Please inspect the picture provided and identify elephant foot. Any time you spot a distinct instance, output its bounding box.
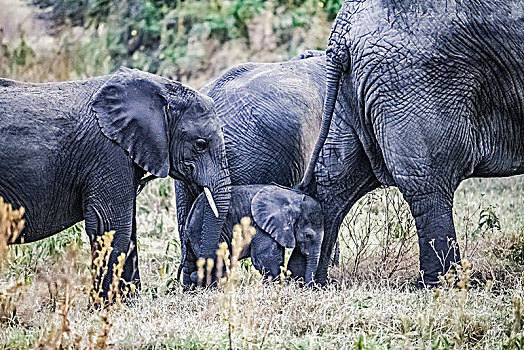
[415,277,440,290]
[184,271,220,290]
[121,283,140,307]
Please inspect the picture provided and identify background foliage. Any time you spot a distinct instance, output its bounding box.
[2,0,339,85]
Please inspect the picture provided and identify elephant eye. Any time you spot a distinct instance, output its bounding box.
[194,138,208,152]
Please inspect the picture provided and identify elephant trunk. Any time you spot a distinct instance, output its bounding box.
[298,61,342,195]
[182,242,197,288]
[305,245,321,285]
[198,164,231,268]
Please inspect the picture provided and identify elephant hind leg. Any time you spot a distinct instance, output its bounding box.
[315,206,350,285]
[382,139,469,285]
[401,188,461,286]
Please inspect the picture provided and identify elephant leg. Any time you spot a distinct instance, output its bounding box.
[330,239,340,266]
[315,203,352,285]
[401,189,460,286]
[251,233,284,281]
[375,107,474,285]
[182,246,198,289]
[84,192,136,303]
[287,248,306,280]
[313,119,380,285]
[120,205,140,295]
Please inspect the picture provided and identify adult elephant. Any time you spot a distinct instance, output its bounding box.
[300,0,524,286]
[0,67,231,299]
[176,53,330,286]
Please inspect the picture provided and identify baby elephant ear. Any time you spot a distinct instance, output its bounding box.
[92,67,170,178]
[251,187,304,249]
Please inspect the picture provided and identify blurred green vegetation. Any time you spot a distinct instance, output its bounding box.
[4,0,340,84]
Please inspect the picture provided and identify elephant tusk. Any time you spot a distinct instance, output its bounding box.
[204,187,219,218]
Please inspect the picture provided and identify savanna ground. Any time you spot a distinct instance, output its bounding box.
[0,1,524,349]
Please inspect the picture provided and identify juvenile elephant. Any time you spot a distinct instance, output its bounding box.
[184,185,323,284]
[0,67,231,298]
[176,53,328,285]
[300,0,524,286]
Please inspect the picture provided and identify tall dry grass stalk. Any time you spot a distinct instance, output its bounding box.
[37,248,79,349]
[90,230,114,306]
[197,217,257,350]
[0,197,25,266]
[88,230,128,349]
[37,230,127,349]
[0,197,24,325]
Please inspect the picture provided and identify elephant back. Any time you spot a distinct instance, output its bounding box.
[202,56,328,187]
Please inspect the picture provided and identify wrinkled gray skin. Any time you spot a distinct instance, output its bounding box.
[185,185,323,284]
[300,0,524,286]
[176,53,330,286]
[0,67,231,299]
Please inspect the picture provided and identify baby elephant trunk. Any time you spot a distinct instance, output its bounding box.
[304,245,321,285]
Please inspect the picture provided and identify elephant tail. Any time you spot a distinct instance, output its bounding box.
[297,61,342,195]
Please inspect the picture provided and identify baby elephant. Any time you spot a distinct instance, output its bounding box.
[184,185,323,285]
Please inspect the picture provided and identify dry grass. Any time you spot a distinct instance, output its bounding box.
[0,176,522,349]
[1,2,524,348]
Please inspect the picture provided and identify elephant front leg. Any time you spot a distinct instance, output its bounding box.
[404,191,461,286]
[84,200,138,304]
[251,233,284,281]
[120,209,141,296]
[287,248,306,280]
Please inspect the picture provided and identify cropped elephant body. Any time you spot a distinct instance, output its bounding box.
[0,68,231,298]
[176,54,330,283]
[1,77,122,240]
[205,55,326,186]
[1,77,132,241]
[184,185,324,285]
[300,0,524,285]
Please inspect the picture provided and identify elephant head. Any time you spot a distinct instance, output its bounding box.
[91,67,231,262]
[251,186,324,284]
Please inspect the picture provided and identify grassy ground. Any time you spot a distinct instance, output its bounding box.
[0,176,523,349]
[1,1,524,348]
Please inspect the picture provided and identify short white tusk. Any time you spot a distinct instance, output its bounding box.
[204,187,219,218]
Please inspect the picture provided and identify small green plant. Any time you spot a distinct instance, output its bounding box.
[473,205,501,239]
[432,335,452,350]
[161,237,181,291]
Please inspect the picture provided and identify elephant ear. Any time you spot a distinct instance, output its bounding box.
[251,186,304,249]
[92,67,170,178]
